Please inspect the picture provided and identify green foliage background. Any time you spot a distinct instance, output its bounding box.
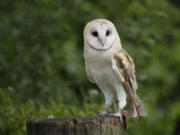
[0,0,180,134]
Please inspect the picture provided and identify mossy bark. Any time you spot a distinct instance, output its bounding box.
[27,116,123,135]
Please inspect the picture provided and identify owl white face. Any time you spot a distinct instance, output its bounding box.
[85,23,116,50]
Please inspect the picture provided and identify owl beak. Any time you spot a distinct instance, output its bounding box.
[98,38,105,46]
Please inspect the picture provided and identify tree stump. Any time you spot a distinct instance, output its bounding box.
[26,116,123,135]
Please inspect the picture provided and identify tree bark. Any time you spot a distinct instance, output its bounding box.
[26,116,123,135]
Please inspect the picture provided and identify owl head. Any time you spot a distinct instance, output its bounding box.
[83,19,121,51]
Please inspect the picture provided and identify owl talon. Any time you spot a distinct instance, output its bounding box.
[99,111,109,116]
[109,112,122,118]
[121,110,127,116]
[92,111,109,117]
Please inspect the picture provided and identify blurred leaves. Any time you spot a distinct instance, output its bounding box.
[0,0,180,135]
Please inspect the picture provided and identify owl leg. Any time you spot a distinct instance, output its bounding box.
[111,87,127,117]
[111,100,125,117]
[117,87,127,112]
[99,92,113,115]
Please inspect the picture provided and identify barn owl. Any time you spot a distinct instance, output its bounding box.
[83,19,147,117]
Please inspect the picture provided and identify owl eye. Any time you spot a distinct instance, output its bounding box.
[92,31,98,37]
[106,30,111,36]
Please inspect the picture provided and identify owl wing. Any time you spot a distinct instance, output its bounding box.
[85,61,95,83]
[112,49,137,92]
[112,49,141,116]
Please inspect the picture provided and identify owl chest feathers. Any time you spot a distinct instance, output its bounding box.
[85,47,120,86]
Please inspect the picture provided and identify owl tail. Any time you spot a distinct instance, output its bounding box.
[135,95,147,117]
[125,95,147,117]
